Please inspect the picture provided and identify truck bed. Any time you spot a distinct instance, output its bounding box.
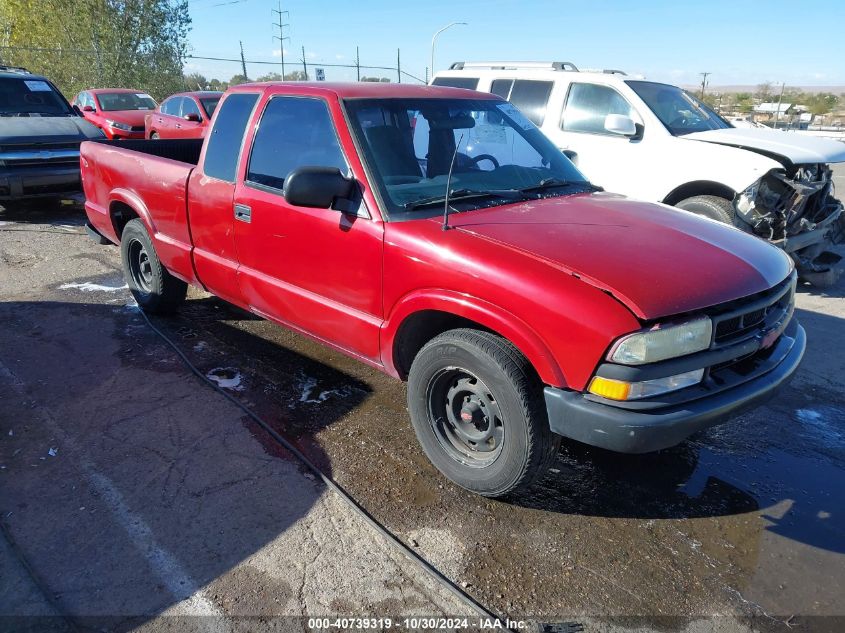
[80,138,202,285]
[88,138,204,165]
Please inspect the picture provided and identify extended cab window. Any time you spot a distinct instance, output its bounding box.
[203,92,259,182]
[507,80,553,126]
[246,97,347,191]
[561,83,633,134]
[432,77,479,90]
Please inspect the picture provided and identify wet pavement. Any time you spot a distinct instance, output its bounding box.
[1,194,844,631]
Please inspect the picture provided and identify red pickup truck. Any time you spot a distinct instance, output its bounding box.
[81,82,805,497]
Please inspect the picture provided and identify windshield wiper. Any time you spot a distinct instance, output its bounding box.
[404,188,532,211]
[518,177,571,193]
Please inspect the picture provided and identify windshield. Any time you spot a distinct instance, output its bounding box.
[0,77,73,116]
[200,96,221,117]
[96,92,156,112]
[344,97,590,220]
[627,80,731,136]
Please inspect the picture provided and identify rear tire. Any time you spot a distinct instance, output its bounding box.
[150,131,160,140]
[407,328,560,498]
[675,195,735,224]
[120,218,187,314]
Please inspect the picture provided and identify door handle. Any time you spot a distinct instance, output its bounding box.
[234,204,252,223]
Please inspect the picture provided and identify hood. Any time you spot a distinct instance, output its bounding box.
[99,109,150,126]
[449,193,792,320]
[684,127,845,165]
[0,116,103,144]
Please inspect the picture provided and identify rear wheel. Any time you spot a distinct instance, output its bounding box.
[150,131,160,140]
[120,218,186,314]
[407,329,559,498]
[675,195,735,224]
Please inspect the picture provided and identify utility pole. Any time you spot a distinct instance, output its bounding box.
[397,48,401,83]
[301,45,307,80]
[355,46,360,82]
[774,81,786,129]
[239,41,248,81]
[699,72,710,99]
[272,0,289,80]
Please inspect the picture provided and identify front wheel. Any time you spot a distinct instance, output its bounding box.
[407,329,559,498]
[675,195,735,224]
[120,218,187,314]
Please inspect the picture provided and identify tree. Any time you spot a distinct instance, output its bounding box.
[361,76,391,83]
[755,82,773,102]
[184,72,209,91]
[0,0,191,100]
[227,74,249,86]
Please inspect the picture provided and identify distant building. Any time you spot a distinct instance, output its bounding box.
[752,102,809,128]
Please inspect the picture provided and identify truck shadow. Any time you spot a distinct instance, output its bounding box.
[0,297,370,629]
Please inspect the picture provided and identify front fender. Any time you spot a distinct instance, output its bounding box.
[381,288,567,387]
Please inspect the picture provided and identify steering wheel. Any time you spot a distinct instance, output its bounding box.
[469,154,500,169]
[668,116,689,129]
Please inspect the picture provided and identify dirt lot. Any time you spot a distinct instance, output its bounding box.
[1,177,844,632]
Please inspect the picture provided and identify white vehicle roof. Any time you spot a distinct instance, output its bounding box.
[433,61,630,84]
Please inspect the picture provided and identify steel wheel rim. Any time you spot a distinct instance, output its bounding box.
[128,239,153,294]
[426,367,504,468]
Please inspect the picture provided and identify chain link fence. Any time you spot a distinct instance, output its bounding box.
[1,45,426,100]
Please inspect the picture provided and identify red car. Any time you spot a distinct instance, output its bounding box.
[145,91,222,139]
[72,88,156,140]
[80,82,804,497]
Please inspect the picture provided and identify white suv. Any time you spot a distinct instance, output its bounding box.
[432,61,845,284]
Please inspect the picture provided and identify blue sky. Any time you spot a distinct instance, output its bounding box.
[185,0,845,88]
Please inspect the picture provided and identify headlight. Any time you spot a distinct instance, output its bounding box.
[106,120,132,131]
[588,369,705,401]
[609,317,712,365]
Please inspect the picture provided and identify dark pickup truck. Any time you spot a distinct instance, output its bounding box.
[81,82,805,497]
[0,67,102,202]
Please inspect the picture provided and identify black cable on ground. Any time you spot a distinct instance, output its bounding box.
[138,309,511,628]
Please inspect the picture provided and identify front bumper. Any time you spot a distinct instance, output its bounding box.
[0,165,81,200]
[544,321,806,454]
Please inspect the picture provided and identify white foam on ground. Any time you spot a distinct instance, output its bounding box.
[59,282,128,293]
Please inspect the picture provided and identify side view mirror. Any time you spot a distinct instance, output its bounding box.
[604,113,637,137]
[82,105,95,113]
[183,112,201,122]
[284,167,355,209]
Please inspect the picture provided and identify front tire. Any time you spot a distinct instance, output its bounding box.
[120,218,187,314]
[407,329,559,498]
[675,195,735,224]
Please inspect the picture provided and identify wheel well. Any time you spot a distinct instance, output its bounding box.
[110,201,139,241]
[662,181,736,207]
[394,310,493,380]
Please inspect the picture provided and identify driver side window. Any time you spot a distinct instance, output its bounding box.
[246,96,348,191]
[561,83,633,134]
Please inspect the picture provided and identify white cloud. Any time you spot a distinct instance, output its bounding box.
[271,48,290,57]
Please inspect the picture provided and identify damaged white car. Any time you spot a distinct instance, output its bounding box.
[432,63,845,285]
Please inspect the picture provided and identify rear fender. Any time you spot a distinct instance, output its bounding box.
[108,188,157,242]
[382,289,567,388]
